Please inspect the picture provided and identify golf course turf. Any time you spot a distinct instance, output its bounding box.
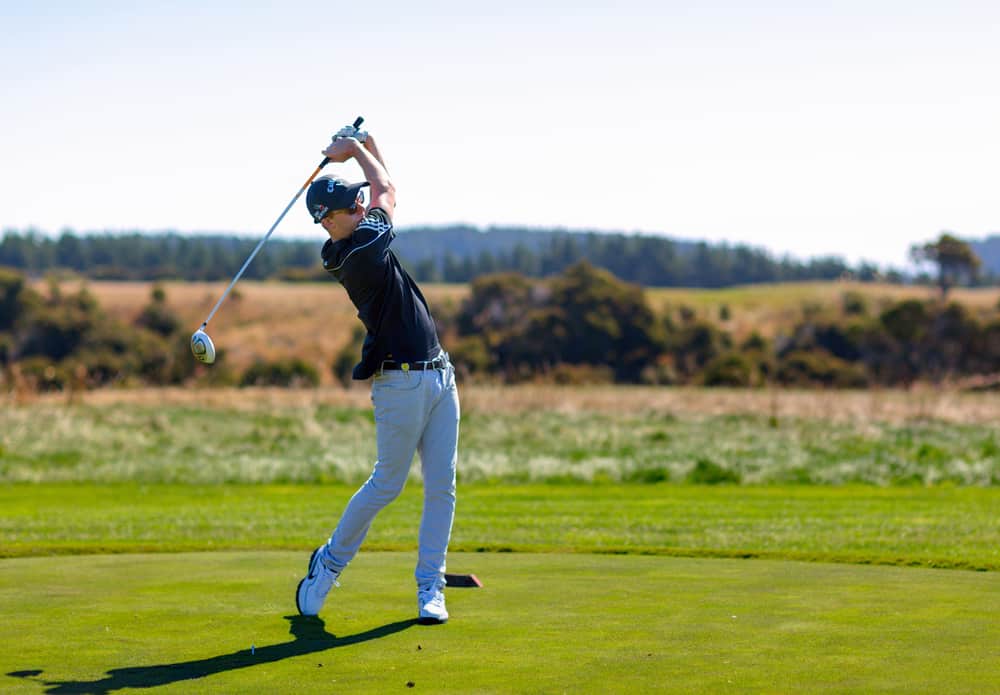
[2,394,998,691]
[1,482,998,693]
[2,483,998,570]
[2,551,998,694]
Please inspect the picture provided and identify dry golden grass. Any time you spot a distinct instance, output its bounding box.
[648,281,1000,340]
[34,281,469,385]
[25,383,1000,425]
[50,279,1000,355]
[31,278,1000,387]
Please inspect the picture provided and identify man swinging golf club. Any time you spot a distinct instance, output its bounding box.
[295,123,459,624]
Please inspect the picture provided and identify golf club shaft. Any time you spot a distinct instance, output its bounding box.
[199,117,363,330]
[199,162,325,329]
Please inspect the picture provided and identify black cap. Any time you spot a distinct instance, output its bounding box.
[305,176,370,223]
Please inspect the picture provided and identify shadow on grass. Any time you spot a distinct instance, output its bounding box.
[7,615,418,694]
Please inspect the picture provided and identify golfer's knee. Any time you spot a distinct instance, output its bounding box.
[424,483,456,502]
[366,472,406,503]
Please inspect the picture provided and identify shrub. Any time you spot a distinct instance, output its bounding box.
[814,321,864,361]
[447,335,493,377]
[624,466,671,484]
[16,356,68,392]
[741,332,768,352]
[71,348,130,387]
[0,267,40,331]
[983,320,1000,372]
[701,352,754,387]
[331,326,366,387]
[241,358,320,387]
[0,332,12,365]
[135,285,181,337]
[639,359,678,386]
[686,458,741,484]
[669,320,731,380]
[453,262,665,383]
[776,350,869,388]
[880,299,928,343]
[547,362,615,385]
[841,291,868,316]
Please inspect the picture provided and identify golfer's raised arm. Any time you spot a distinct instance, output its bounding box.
[363,134,388,173]
[321,137,395,220]
[354,141,395,219]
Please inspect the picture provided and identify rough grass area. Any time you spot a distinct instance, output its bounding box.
[2,398,998,485]
[2,484,997,570]
[2,552,998,694]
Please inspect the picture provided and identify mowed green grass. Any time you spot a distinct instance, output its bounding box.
[2,551,998,694]
[2,483,998,570]
[2,391,998,692]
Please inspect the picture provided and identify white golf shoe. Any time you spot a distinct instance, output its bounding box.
[417,584,449,624]
[296,547,339,616]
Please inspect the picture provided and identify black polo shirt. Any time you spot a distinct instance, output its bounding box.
[321,208,441,380]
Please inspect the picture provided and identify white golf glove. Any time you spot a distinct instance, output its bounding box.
[333,125,368,143]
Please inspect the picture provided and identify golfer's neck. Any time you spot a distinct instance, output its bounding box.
[327,224,353,242]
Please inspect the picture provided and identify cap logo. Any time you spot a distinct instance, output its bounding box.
[327,180,337,193]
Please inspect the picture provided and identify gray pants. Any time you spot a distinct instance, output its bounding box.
[322,359,459,589]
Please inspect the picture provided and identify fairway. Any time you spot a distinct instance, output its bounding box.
[3,483,998,570]
[1,551,997,694]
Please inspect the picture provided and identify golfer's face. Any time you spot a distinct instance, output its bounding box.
[326,194,366,236]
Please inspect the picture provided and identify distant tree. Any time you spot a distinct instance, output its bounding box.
[134,284,182,337]
[0,227,915,288]
[669,320,730,378]
[442,253,465,283]
[453,263,665,382]
[546,262,666,380]
[412,258,440,282]
[910,232,982,298]
[510,243,540,276]
[0,267,39,332]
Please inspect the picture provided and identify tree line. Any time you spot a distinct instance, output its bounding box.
[1,227,902,288]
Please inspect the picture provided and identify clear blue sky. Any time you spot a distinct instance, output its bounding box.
[2,0,997,267]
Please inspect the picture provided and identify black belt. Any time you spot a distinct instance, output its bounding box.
[380,357,447,371]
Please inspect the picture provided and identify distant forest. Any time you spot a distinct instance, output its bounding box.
[2,225,996,287]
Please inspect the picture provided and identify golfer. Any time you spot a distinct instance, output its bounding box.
[295,127,459,624]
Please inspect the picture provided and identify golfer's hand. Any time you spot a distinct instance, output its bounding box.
[333,125,369,143]
[322,137,361,163]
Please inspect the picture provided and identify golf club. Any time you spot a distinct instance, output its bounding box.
[190,117,364,364]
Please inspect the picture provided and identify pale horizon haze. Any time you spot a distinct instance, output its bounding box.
[2,0,998,269]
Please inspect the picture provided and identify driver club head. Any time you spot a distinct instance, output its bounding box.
[190,329,216,364]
